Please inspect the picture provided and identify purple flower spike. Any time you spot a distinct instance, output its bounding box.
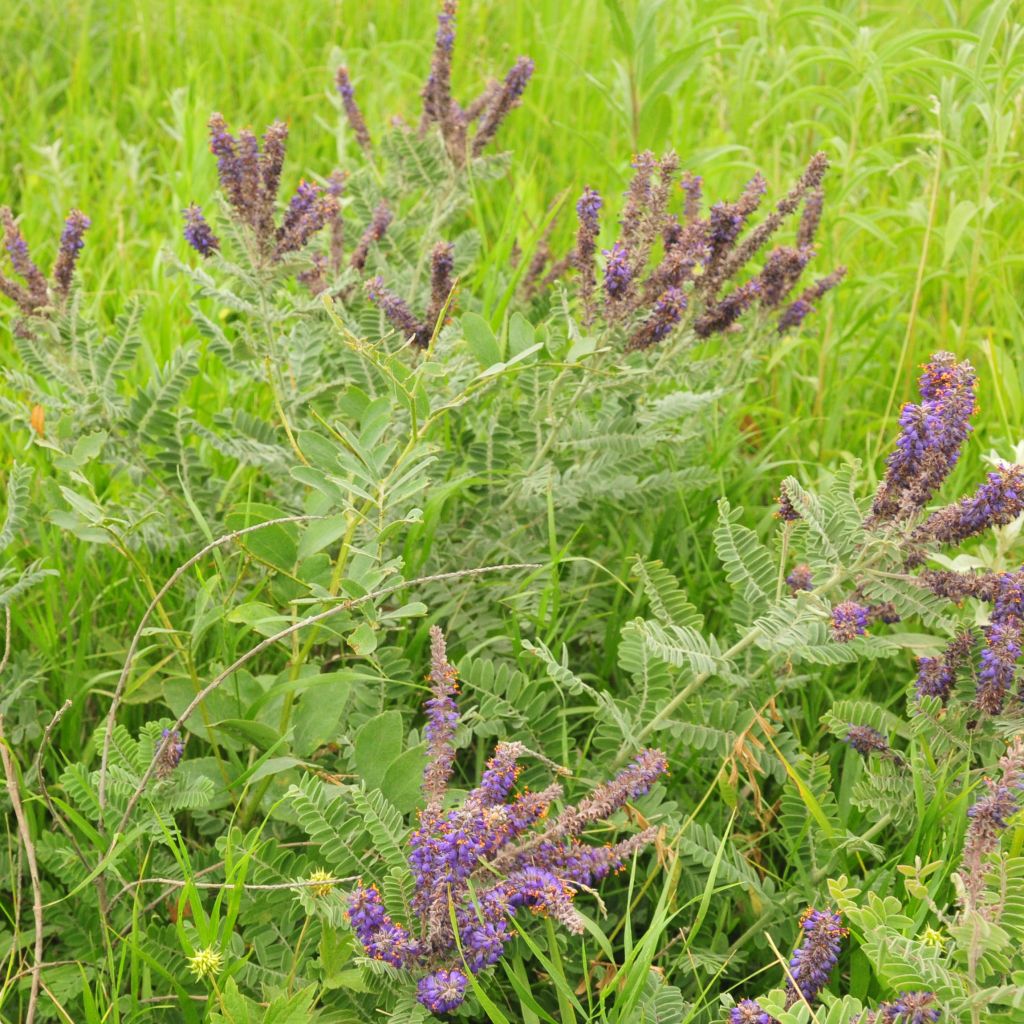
[417,969,467,1014]
[959,738,1024,910]
[777,265,846,333]
[422,625,460,811]
[974,573,1023,715]
[347,883,418,968]
[52,209,91,297]
[574,186,603,324]
[877,992,941,1023]
[471,56,534,156]
[758,244,813,309]
[182,205,220,258]
[366,275,430,349]
[915,630,974,703]
[916,464,1024,546]
[628,286,687,349]
[870,353,977,523]
[348,627,666,1012]
[427,240,456,330]
[831,600,869,642]
[784,908,847,1008]
[349,201,392,271]
[692,278,761,338]
[273,181,338,259]
[336,66,373,154]
[0,207,49,311]
[680,171,703,222]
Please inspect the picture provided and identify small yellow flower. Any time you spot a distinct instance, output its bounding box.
[187,946,224,981]
[308,868,334,898]
[922,926,947,949]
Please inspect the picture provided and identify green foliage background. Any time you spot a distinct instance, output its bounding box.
[0,1,1022,1022]
[3,0,1021,461]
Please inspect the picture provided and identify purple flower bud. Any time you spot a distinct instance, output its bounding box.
[960,738,1024,909]
[843,725,892,758]
[0,206,48,311]
[349,201,391,271]
[574,187,603,324]
[680,172,703,222]
[757,244,813,309]
[366,275,430,348]
[777,265,846,332]
[776,487,801,522]
[786,564,813,593]
[831,601,869,642]
[422,625,459,810]
[692,278,761,338]
[273,181,338,259]
[731,1000,771,1024]
[182,205,220,258]
[156,728,184,779]
[426,240,456,330]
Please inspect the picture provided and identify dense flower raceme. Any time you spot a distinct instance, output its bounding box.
[781,353,1024,718]
[730,907,849,1021]
[337,0,533,169]
[366,241,456,348]
[831,600,869,642]
[869,353,978,524]
[958,736,1024,910]
[347,626,668,1015]
[0,205,91,325]
[183,113,340,265]
[529,149,843,350]
[859,992,942,1023]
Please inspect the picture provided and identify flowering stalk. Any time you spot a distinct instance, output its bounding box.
[471,57,534,157]
[914,464,1024,546]
[349,201,392,272]
[869,353,977,524]
[0,205,91,319]
[574,187,602,325]
[784,907,848,1008]
[958,737,1024,911]
[348,627,667,1015]
[335,66,373,155]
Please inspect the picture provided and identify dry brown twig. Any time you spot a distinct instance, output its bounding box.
[1,716,45,1024]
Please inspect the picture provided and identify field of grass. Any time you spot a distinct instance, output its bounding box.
[1,1,1022,1022]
